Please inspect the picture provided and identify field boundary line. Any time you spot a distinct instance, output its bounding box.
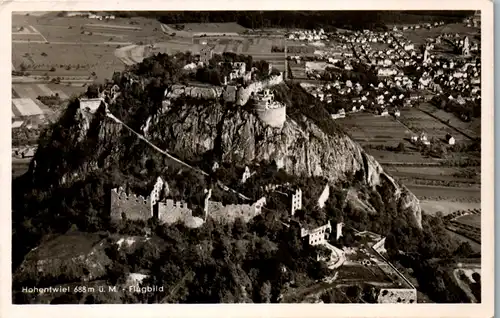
[416,105,474,140]
[29,25,49,43]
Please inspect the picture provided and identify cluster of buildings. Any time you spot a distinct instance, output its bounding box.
[287,29,328,42]
[170,46,288,128]
[66,12,115,20]
[337,30,394,45]
[392,21,445,32]
[110,166,417,302]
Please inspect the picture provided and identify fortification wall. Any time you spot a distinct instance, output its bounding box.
[167,85,223,100]
[255,106,286,128]
[158,200,193,224]
[110,188,152,221]
[165,74,283,105]
[236,73,284,106]
[206,200,262,223]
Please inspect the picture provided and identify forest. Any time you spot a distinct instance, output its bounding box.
[108,11,474,31]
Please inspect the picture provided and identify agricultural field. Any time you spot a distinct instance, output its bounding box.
[454,214,481,228]
[336,103,480,214]
[401,23,480,48]
[153,37,287,71]
[164,22,247,37]
[290,63,307,79]
[338,112,415,148]
[385,166,480,185]
[419,200,481,216]
[406,184,480,202]
[12,43,126,81]
[398,108,470,143]
[13,13,166,44]
[446,230,481,253]
[12,158,31,179]
[418,103,481,139]
[12,83,83,101]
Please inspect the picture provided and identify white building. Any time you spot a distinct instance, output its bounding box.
[291,188,302,216]
[301,221,332,246]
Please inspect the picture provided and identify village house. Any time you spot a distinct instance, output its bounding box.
[446,134,456,145]
[331,108,346,120]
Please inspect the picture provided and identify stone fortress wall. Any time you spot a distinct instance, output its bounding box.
[158,199,193,224]
[167,85,224,100]
[110,187,152,221]
[111,177,197,226]
[166,73,284,104]
[235,73,284,106]
[204,189,266,223]
[164,73,286,128]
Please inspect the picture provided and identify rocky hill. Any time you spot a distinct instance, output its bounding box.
[148,100,422,227]
[27,89,421,228]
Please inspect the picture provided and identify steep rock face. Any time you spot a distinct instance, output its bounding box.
[148,103,422,228]
[56,111,124,186]
[32,101,421,228]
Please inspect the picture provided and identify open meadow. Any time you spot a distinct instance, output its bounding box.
[12,42,126,82]
[454,213,481,228]
[339,112,414,147]
[401,23,480,48]
[418,103,480,139]
[336,103,480,215]
[399,107,471,143]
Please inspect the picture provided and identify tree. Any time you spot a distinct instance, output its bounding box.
[454,242,474,258]
[232,217,247,240]
[345,285,361,301]
[395,142,406,152]
[321,289,336,303]
[259,281,272,303]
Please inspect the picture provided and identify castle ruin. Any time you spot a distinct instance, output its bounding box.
[301,221,332,246]
[203,188,266,223]
[110,177,203,228]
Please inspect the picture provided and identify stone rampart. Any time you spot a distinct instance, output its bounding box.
[158,199,193,224]
[110,187,152,221]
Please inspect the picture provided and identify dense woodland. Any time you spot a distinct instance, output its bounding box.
[109,11,474,31]
[12,52,478,303]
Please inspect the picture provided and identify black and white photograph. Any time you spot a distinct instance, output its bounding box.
[6,4,493,313]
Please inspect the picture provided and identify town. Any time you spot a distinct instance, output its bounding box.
[11,10,482,305]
